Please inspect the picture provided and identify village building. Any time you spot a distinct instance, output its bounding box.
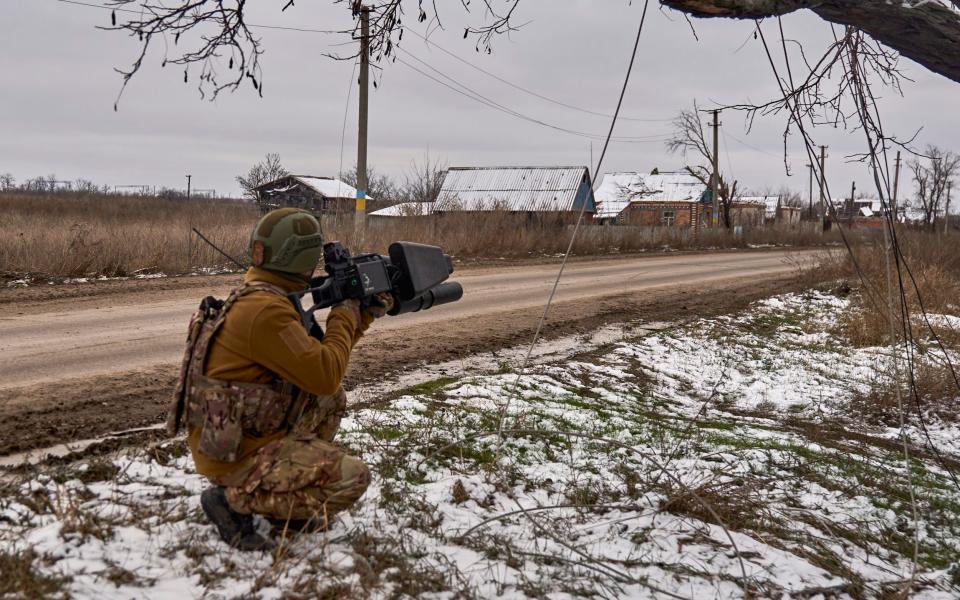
[369,166,598,223]
[594,171,708,229]
[252,175,381,216]
[736,195,802,227]
[431,166,597,222]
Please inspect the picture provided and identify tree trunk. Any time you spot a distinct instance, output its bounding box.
[660,0,960,84]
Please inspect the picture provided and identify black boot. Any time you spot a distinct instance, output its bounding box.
[267,515,329,534]
[200,487,275,552]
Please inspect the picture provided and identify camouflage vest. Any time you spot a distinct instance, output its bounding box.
[166,281,308,463]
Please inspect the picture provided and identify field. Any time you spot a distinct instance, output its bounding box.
[3,286,960,598]
[2,191,959,598]
[0,193,835,280]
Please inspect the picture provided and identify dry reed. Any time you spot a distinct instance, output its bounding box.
[1,193,838,280]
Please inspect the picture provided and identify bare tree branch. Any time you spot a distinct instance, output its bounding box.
[660,0,960,84]
[666,102,739,227]
[104,0,522,104]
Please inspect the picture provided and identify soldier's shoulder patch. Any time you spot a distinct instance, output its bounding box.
[278,321,312,355]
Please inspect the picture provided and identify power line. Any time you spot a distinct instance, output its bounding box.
[337,59,359,199]
[725,131,782,159]
[54,0,672,146]
[395,48,671,143]
[400,25,674,123]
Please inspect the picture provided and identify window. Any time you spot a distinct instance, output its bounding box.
[661,209,676,227]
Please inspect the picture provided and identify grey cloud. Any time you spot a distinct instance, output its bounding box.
[2,0,958,199]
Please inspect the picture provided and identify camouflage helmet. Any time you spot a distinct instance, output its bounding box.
[249,208,323,274]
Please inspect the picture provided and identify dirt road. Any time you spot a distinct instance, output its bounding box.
[0,249,821,453]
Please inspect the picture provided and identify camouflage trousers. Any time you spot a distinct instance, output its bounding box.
[213,388,370,523]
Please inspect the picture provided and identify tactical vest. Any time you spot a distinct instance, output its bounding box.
[167,282,307,463]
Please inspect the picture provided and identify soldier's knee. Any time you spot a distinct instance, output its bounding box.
[339,455,371,499]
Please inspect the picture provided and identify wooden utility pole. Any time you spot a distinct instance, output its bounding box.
[356,6,370,231]
[848,181,856,226]
[892,150,902,219]
[710,109,720,228]
[806,163,814,219]
[186,174,192,199]
[818,145,827,218]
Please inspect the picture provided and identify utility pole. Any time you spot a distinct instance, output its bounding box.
[186,173,193,267]
[806,163,814,220]
[710,109,720,228]
[355,5,370,231]
[848,181,856,227]
[892,150,902,220]
[818,145,827,219]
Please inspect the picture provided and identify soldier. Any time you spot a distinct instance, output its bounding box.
[167,207,391,551]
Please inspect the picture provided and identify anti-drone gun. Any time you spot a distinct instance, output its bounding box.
[288,241,463,338]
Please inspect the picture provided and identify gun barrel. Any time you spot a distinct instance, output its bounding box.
[390,282,463,315]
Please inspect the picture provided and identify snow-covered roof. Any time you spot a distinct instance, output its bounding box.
[256,175,375,201]
[369,202,434,217]
[737,195,782,218]
[594,172,706,218]
[435,166,595,212]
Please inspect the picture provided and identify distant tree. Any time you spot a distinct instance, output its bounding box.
[401,154,447,204]
[24,176,50,193]
[236,153,288,200]
[777,188,804,208]
[73,179,99,194]
[666,102,739,228]
[910,145,960,230]
[157,187,187,199]
[341,164,400,204]
[0,173,14,191]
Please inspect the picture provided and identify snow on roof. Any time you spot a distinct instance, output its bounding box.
[256,175,375,201]
[435,166,594,212]
[369,202,434,217]
[594,172,706,218]
[738,195,782,218]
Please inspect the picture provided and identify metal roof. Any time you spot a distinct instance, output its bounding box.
[738,195,782,218]
[435,166,594,212]
[594,172,706,218]
[256,175,375,201]
[369,202,434,217]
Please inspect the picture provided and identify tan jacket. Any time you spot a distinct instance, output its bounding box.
[188,267,372,479]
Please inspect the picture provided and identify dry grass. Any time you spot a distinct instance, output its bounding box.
[1,193,837,280]
[828,229,960,347]
[827,228,960,422]
[1,193,255,279]
[0,548,70,599]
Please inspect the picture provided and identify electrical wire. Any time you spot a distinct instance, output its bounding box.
[337,59,359,199]
[399,24,674,123]
[394,47,671,143]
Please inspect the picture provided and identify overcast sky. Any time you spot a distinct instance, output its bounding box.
[3,0,959,200]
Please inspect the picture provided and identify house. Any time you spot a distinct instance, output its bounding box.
[433,166,596,222]
[253,175,378,216]
[594,171,708,228]
[728,200,767,229]
[736,195,801,227]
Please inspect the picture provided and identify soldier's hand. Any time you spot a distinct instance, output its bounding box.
[331,299,362,327]
[363,293,394,320]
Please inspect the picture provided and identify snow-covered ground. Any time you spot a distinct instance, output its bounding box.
[2,290,959,598]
